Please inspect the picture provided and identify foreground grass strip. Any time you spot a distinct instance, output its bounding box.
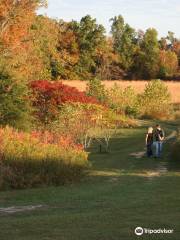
[0,120,179,240]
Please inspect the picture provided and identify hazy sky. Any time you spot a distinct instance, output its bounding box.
[39,0,180,38]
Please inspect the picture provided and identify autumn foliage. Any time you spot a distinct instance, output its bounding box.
[0,1,179,190]
[0,127,88,189]
[30,80,99,124]
[0,0,45,49]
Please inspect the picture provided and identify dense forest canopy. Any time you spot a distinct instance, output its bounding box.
[0,1,180,82]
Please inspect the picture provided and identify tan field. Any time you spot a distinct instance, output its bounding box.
[62,80,180,104]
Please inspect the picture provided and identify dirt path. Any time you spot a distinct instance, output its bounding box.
[0,205,45,215]
[130,130,177,159]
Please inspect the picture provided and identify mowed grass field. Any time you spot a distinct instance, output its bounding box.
[0,120,180,240]
[62,80,180,103]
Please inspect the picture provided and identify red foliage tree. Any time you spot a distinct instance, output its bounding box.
[30,80,99,125]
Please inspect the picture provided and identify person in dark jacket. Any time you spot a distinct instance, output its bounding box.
[145,127,154,157]
[154,124,165,158]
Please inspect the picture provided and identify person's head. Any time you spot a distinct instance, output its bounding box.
[148,127,153,134]
[156,124,161,130]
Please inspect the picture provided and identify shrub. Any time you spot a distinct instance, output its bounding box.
[30,80,99,126]
[106,84,140,117]
[49,102,137,151]
[139,80,172,119]
[0,127,88,189]
[49,102,107,149]
[86,78,108,103]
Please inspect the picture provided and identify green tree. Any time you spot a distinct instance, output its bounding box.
[56,21,80,80]
[0,65,32,129]
[139,80,172,119]
[73,15,106,79]
[86,78,107,103]
[133,28,160,79]
[142,28,160,79]
[29,15,60,80]
[110,15,137,72]
[159,37,168,50]
[166,31,176,45]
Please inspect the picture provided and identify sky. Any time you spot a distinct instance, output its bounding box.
[38,0,180,38]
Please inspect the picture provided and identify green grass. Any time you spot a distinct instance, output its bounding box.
[0,120,180,240]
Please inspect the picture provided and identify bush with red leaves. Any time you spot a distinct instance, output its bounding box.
[30,80,99,125]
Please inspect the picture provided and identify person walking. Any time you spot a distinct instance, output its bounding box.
[154,124,165,158]
[145,127,154,157]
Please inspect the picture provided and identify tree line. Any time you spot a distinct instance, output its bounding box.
[1,1,180,82]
